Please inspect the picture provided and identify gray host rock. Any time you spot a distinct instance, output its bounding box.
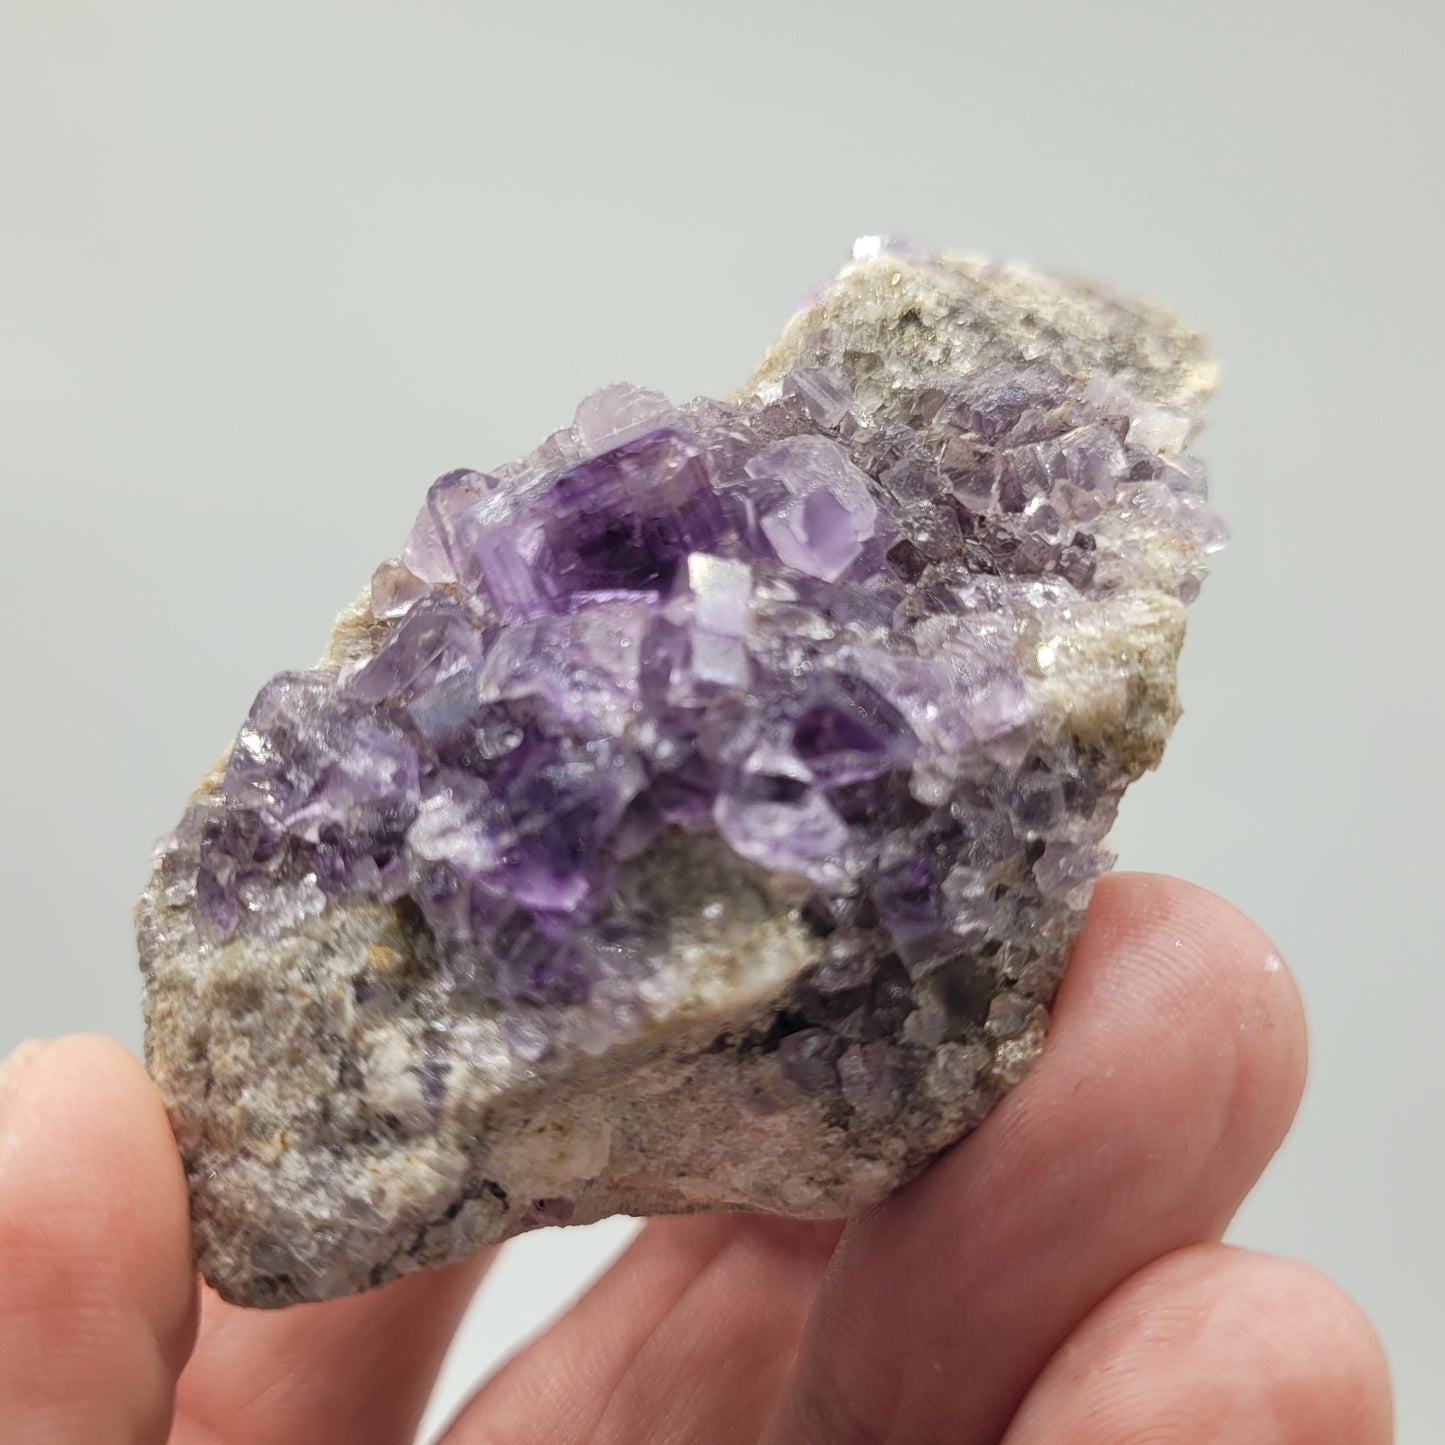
[138,240,1221,1307]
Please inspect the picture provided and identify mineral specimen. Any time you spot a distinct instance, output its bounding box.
[138,240,1221,1307]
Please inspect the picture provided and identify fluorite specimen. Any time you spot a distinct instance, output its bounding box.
[138,241,1221,1307]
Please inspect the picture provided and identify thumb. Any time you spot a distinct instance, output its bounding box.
[0,1035,197,1444]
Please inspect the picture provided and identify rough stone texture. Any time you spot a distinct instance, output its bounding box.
[138,240,1222,1307]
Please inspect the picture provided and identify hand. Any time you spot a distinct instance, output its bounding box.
[0,875,1391,1444]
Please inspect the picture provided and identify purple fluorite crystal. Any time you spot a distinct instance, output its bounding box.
[139,244,1221,1307]
[172,358,1210,996]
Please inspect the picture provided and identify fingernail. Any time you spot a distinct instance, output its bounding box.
[0,1040,46,1104]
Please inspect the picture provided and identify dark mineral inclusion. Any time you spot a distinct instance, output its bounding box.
[138,240,1222,1307]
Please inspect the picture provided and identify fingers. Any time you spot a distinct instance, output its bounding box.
[760,873,1309,1445]
[1001,1244,1393,1444]
[172,1245,493,1445]
[441,1214,842,1445]
[0,1035,198,1445]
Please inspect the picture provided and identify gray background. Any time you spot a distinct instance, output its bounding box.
[2,0,1440,1438]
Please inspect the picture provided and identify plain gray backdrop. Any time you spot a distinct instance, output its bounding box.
[3,1,1441,1438]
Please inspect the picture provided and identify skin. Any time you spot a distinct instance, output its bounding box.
[0,874,1393,1444]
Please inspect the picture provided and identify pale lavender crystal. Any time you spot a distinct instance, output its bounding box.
[714,790,851,887]
[367,558,429,619]
[140,244,1221,1308]
[750,435,880,581]
[782,366,853,427]
[572,382,679,450]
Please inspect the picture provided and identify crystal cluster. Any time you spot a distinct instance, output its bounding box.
[139,243,1221,1306]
